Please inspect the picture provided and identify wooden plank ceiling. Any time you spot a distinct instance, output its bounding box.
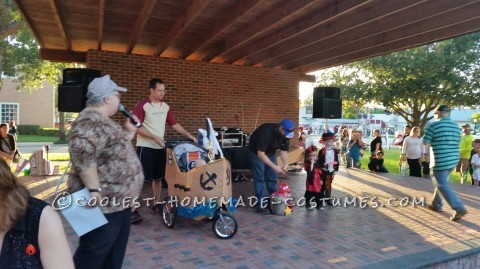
[13,0,480,73]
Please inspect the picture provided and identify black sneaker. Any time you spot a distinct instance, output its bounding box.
[450,210,467,221]
[131,211,143,224]
[256,208,270,215]
[426,204,443,212]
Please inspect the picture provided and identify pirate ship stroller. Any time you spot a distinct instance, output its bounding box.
[161,119,238,239]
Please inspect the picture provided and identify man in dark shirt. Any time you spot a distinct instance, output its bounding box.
[249,119,293,214]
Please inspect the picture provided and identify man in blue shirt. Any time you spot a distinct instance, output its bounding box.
[423,105,467,221]
[249,119,292,215]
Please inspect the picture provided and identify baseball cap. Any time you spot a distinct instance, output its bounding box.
[279,119,295,138]
[462,123,471,128]
[433,105,450,114]
[87,75,127,99]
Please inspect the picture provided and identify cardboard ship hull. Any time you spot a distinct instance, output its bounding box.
[166,148,232,208]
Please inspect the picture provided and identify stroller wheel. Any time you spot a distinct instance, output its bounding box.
[162,197,177,229]
[212,213,237,239]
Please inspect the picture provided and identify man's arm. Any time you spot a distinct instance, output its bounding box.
[136,127,165,147]
[257,150,285,175]
[172,123,198,143]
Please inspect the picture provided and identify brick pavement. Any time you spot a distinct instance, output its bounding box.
[38,168,480,268]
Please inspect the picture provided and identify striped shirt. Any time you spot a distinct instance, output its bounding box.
[423,117,460,171]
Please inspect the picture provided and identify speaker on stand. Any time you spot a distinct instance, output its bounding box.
[58,68,101,112]
[313,87,342,133]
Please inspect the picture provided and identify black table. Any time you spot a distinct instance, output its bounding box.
[222,147,251,181]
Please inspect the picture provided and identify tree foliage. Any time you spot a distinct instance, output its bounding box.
[1,0,73,93]
[316,32,480,130]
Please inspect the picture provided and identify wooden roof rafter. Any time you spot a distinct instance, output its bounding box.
[11,0,43,47]
[258,0,430,68]
[221,0,372,65]
[295,7,480,72]
[276,0,477,70]
[179,0,261,60]
[202,0,319,63]
[153,0,212,56]
[126,0,157,53]
[97,0,105,50]
[46,0,69,50]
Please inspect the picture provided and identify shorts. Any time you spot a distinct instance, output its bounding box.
[137,147,166,182]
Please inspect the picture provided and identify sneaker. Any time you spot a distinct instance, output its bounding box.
[306,205,316,210]
[450,210,468,221]
[426,204,443,212]
[131,211,143,224]
[256,208,270,215]
[318,207,325,211]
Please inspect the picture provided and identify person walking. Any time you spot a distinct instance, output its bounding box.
[423,105,467,221]
[132,78,197,222]
[248,119,293,215]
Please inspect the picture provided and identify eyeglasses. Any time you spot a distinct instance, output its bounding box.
[154,89,166,93]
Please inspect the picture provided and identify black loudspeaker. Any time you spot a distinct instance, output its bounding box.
[313,87,342,118]
[315,87,340,99]
[63,68,101,85]
[58,84,87,112]
[58,68,101,112]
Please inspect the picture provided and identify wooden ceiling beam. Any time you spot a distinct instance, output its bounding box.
[294,13,480,73]
[97,0,105,50]
[46,0,70,50]
[254,0,427,67]
[266,0,469,69]
[179,0,260,60]
[12,0,44,47]
[220,0,370,64]
[200,0,315,62]
[126,0,157,53]
[39,48,86,63]
[153,0,211,56]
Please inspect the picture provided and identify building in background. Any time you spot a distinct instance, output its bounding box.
[0,77,55,128]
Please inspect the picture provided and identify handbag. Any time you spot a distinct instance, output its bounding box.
[401,161,408,176]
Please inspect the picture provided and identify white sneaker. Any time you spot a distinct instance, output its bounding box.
[306,205,316,210]
[319,207,325,211]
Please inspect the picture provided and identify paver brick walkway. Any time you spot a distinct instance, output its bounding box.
[39,168,480,268]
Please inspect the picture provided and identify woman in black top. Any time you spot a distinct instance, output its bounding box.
[0,158,74,269]
[370,129,382,157]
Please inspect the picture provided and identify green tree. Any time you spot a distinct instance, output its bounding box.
[1,0,78,143]
[1,0,73,93]
[317,32,480,130]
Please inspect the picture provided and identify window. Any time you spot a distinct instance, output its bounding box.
[0,103,19,124]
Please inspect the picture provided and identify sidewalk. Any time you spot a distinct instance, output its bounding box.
[30,167,480,268]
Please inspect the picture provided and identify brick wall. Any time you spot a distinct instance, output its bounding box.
[0,78,55,128]
[86,50,306,140]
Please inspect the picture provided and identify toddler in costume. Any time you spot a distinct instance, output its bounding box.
[303,145,323,209]
[317,132,339,207]
[470,143,480,186]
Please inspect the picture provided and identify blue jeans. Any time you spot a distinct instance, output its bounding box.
[346,152,361,168]
[250,151,278,209]
[431,168,466,212]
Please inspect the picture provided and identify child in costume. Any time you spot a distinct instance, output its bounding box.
[470,142,480,186]
[303,145,323,209]
[317,132,339,207]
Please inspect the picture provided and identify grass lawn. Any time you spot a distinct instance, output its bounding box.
[17,135,59,143]
[359,147,462,184]
[21,152,70,161]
